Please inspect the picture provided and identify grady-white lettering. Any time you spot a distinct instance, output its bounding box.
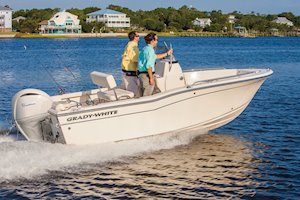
[67,110,118,122]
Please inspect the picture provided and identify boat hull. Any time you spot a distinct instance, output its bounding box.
[53,78,265,145]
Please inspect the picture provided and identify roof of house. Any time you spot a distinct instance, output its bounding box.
[273,17,293,24]
[194,18,211,22]
[234,26,246,30]
[87,9,125,16]
[0,6,12,11]
[48,11,80,26]
[39,20,48,25]
[13,16,26,20]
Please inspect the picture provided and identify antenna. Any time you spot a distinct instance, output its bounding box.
[169,43,173,71]
[64,66,84,90]
[163,41,169,50]
[44,68,65,94]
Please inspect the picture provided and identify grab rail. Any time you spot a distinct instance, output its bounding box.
[184,67,226,72]
[188,70,257,88]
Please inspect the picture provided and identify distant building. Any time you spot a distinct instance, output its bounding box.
[39,10,82,34]
[234,26,247,34]
[293,28,300,36]
[269,28,280,36]
[192,18,212,28]
[228,15,237,32]
[38,20,48,34]
[0,5,12,32]
[272,17,293,26]
[228,15,237,24]
[13,16,26,23]
[87,9,130,28]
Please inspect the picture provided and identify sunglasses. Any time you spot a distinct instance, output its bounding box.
[135,35,140,37]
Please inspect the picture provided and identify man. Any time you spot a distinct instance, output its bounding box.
[138,33,173,96]
[121,31,140,97]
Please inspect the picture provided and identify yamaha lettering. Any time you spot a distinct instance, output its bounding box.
[67,110,118,122]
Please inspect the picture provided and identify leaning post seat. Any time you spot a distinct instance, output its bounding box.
[90,71,134,101]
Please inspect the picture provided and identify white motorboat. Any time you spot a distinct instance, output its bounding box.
[12,57,273,145]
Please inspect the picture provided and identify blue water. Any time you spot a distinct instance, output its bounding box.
[0,37,300,199]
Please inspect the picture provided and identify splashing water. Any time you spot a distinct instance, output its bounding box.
[0,129,207,182]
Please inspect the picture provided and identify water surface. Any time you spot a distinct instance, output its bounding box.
[0,37,299,199]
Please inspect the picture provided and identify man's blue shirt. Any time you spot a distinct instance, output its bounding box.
[138,44,156,72]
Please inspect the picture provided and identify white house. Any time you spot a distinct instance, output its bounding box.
[228,15,237,24]
[38,20,48,34]
[192,18,212,28]
[87,9,130,28]
[0,5,12,32]
[39,10,82,34]
[272,17,294,26]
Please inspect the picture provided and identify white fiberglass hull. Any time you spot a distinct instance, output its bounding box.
[53,77,266,145]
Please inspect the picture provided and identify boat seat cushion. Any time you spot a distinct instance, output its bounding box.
[90,71,117,89]
[97,88,134,101]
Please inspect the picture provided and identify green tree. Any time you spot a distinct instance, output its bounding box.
[12,8,60,33]
[81,21,105,33]
[294,16,300,27]
[10,6,300,34]
[204,23,223,32]
[278,12,295,21]
[19,19,39,33]
[143,18,164,31]
[83,7,100,15]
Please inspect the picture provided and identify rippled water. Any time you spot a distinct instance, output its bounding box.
[0,37,300,199]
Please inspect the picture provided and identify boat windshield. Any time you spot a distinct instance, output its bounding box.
[155,43,177,62]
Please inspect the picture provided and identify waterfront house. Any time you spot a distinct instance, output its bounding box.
[0,5,12,32]
[270,28,279,36]
[12,16,26,23]
[235,26,246,33]
[38,20,48,34]
[192,18,212,28]
[234,26,249,37]
[228,15,237,32]
[87,9,130,28]
[228,15,237,24]
[39,10,82,34]
[272,17,294,26]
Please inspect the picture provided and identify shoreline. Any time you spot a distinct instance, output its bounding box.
[0,32,299,39]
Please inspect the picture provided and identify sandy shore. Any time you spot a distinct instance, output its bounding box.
[0,34,16,38]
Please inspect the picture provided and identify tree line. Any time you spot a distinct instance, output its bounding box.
[12,4,300,33]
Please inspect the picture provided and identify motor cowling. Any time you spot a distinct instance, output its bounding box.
[12,89,53,142]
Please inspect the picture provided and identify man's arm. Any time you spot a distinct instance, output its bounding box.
[156,49,173,59]
[132,46,139,62]
[147,67,154,85]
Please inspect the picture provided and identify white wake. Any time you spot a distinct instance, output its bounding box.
[0,129,207,182]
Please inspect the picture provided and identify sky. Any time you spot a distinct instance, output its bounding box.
[1,0,300,15]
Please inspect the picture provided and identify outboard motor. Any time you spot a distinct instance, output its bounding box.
[12,89,53,142]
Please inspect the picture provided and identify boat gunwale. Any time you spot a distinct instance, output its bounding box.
[187,69,269,87]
